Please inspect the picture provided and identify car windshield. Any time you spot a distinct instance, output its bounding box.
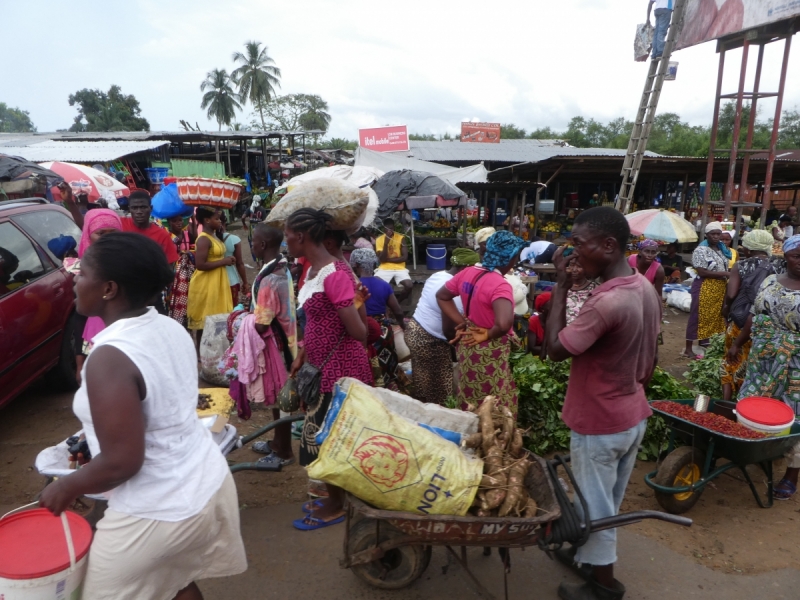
[12,209,81,264]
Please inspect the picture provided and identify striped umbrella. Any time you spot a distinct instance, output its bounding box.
[625,209,698,243]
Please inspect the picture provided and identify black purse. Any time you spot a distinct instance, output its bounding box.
[296,334,345,407]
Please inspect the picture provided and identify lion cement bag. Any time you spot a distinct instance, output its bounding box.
[307,380,483,516]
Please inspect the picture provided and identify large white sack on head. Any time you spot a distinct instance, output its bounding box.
[266,178,369,232]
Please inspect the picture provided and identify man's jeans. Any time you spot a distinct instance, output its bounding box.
[652,8,672,58]
[570,420,647,566]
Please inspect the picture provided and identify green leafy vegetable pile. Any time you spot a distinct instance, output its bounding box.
[511,351,692,461]
[683,334,725,398]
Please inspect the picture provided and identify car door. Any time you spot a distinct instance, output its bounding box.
[0,221,68,402]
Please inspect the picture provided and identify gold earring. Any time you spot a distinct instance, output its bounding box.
[102,295,108,299]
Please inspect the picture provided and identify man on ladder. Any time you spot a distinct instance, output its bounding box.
[647,0,674,60]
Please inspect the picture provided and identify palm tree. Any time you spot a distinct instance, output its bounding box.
[200,68,242,130]
[231,41,281,129]
[298,94,331,136]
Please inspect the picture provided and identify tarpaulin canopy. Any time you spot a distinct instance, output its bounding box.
[355,147,487,185]
[374,170,466,221]
[0,154,63,185]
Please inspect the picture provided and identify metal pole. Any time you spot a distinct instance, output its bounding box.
[519,189,527,238]
[723,39,750,219]
[410,210,417,270]
[701,47,727,240]
[534,171,542,239]
[760,35,793,228]
[736,42,766,207]
[681,172,689,214]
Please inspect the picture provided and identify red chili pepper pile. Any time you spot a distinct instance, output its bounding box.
[652,401,767,440]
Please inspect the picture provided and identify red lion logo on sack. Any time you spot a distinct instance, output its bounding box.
[353,434,409,488]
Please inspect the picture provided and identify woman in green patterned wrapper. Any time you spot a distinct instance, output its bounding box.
[738,235,800,500]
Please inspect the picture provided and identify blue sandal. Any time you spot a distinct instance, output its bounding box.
[292,514,345,531]
[774,478,797,500]
[302,499,325,514]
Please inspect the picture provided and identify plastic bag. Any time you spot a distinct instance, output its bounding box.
[266,179,370,232]
[199,314,231,387]
[634,22,654,62]
[152,183,194,219]
[307,379,482,516]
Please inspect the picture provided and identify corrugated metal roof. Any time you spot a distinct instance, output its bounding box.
[407,139,660,163]
[0,129,320,144]
[0,140,170,162]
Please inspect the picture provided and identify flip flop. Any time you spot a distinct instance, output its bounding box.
[302,499,325,514]
[292,514,345,531]
[679,352,703,360]
[256,453,295,468]
[774,478,797,500]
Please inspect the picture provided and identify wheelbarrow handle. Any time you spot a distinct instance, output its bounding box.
[239,414,305,446]
[588,510,692,533]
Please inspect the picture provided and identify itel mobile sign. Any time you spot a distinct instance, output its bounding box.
[359,125,409,152]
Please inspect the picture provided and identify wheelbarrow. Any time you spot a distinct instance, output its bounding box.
[341,453,691,599]
[645,398,800,513]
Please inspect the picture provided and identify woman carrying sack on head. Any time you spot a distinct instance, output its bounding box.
[285,208,372,531]
[436,230,528,416]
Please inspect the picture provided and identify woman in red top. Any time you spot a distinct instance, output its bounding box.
[628,239,665,297]
[286,208,372,531]
[436,230,528,416]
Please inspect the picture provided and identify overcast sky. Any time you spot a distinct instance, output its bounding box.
[2,0,799,139]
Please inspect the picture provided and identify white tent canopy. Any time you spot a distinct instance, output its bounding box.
[355,147,487,185]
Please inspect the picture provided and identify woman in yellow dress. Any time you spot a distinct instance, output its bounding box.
[187,206,235,345]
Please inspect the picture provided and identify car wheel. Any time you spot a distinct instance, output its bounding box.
[48,313,79,391]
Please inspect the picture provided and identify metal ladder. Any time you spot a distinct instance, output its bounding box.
[112,161,136,189]
[617,0,687,214]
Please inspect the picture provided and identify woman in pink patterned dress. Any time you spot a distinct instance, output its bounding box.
[285,208,372,531]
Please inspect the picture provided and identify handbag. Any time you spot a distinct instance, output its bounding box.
[295,334,345,407]
[277,377,300,412]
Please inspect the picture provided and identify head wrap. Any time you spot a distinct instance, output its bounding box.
[78,209,122,258]
[699,222,732,260]
[451,248,480,267]
[473,227,496,249]
[481,231,528,272]
[638,239,659,250]
[47,234,77,260]
[741,229,774,255]
[783,234,800,255]
[535,292,552,312]
[349,247,378,276]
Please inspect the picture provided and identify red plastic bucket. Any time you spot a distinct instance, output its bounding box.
[737,397,795,437]
[0,508,92,598]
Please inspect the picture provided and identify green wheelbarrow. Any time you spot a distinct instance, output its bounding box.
[644,398,800,514]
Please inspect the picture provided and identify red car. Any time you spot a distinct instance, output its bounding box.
[0,199,82,407]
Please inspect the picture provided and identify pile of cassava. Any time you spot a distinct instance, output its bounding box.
[463,396,539,519]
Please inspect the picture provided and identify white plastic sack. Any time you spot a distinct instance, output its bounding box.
[266,178,370,233]
[666,290,692,312]
[635,22,654,62]
[199,314,231,387]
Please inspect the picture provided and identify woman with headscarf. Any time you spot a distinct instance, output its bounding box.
[405,248,480,404]
[628,239,666,297]
[473,226,496,259]
[737,235,800,499]
[720,229,785,401]
[437,231,528,415]
[349,248,408,392]
[166,215,196,328]
[720,231,738,264]
[682,222,731,358]
[71,209,123,379]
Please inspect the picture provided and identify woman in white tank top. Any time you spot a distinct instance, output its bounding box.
[39,232,246,600]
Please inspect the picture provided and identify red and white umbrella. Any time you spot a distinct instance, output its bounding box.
[40,161,131,202]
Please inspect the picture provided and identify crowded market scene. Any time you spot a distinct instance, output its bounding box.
[4,1,800,599]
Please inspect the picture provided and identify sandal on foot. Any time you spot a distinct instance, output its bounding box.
[302,499,325,514]
[252,441,273,455]
[292,513,345,531]
[256,453,294,468]
[774,478,797,500]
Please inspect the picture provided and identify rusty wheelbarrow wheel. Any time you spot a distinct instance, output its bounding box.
[348,518,431,590]
[653,446,706,514]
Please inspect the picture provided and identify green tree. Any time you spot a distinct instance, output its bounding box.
[779,108,800,148]
[409,133,438,141]
[200,69,242,130]
[327,137,358,150]
[716,102,771,152]
[528,126,560,140]
[500,123,527,139]
[0,103,36,132]
[68,85,150,132]
[232,41,281,129]
[296,94,331,136]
